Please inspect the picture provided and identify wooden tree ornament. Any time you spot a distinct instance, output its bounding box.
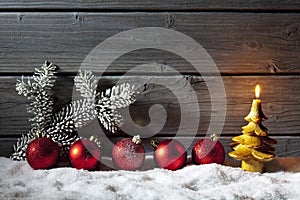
[229,85,277,173]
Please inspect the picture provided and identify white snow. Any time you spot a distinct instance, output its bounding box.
[1,156,300,200]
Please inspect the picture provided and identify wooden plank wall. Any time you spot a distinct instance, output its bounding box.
[0,1,300,158]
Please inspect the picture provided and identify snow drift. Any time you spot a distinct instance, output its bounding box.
[0,157,299,200]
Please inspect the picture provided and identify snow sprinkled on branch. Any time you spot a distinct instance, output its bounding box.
[96,83,136,133]
[11,62,137,161]
[15,61,56,132]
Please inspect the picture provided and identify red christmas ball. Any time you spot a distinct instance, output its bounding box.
[69,139,101,170]
[112,136,145,170]
[192,134,225,165]
[26,137,60,170]
[153,139,187,171]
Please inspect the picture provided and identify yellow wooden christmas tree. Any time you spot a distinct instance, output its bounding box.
[229,84,277,173]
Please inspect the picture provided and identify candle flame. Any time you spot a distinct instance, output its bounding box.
[255,84,260,99]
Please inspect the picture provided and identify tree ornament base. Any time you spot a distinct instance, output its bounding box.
[241,159,263,173]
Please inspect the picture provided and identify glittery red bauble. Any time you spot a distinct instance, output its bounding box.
[26,137,60,170]
[112,138,145,170]
[69,139,101,170]
[153,139,187,171]
[192,136,225,165]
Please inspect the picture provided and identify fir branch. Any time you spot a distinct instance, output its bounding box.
[15,61,57,132]
[96,83,136,133]
[48,99,96,134]
[74,71,137,133]
[11,66,137,160]
[10,98,94,161]
[10,129,35,161]
[45,98,96,155]
[74,70,98,103]
[10,98,90,161]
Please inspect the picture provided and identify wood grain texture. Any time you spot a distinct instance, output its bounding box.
[0,12,300,74]
[0,3,299,162]
[1,136,299,158]
[0,138,17,157]
[1,75,300,136]
[0,0,299,11]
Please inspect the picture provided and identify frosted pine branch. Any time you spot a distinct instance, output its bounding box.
[74,70,97,103]
[12,61,57,161]
[48,69,99,134]
[10,99,94,161]
[96,83,136,133]
[74,71,137,133]
[15,61,57,132]
[46,98,97,155]
[48,99,96,134]
[10,129,35,161]
[12,64,137,160]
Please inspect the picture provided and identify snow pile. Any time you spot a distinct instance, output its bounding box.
[0,157,299,200]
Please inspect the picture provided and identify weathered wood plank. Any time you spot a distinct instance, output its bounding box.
[1,136,299,158]
[0,12,300,74]
[0,0,300,11]
[0,138,16,157]
[1,75,300,136]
